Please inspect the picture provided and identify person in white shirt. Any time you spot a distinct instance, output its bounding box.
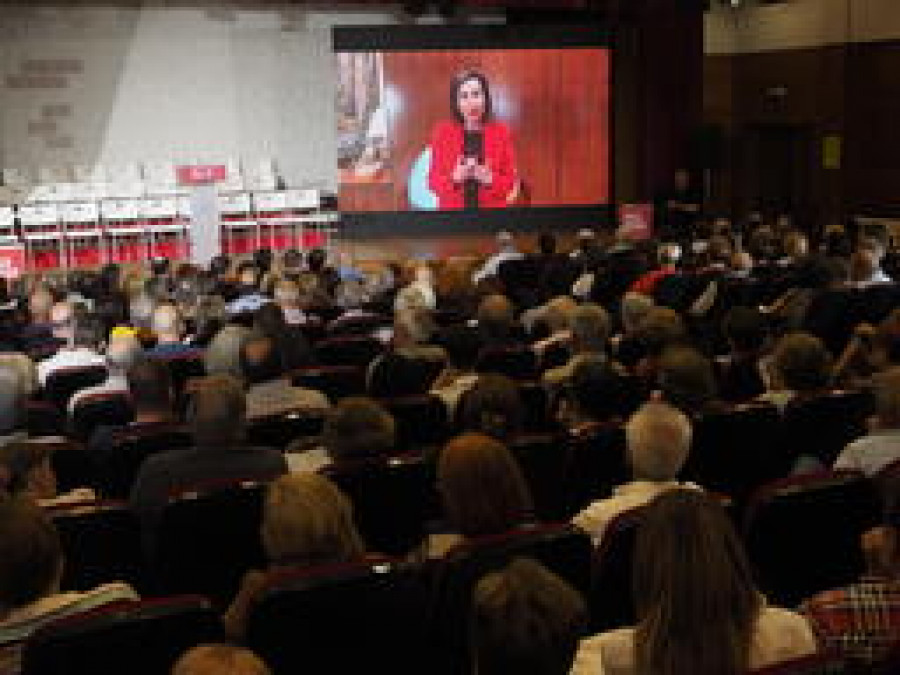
[68,329,143,415]
[571,490,817,675]
[472,230,523,285]
[36,304,106,387]
[572,401,697,546]
[834,367,900,476]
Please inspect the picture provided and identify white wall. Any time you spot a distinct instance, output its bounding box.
[705,0,900,55]
[0,5,401,188]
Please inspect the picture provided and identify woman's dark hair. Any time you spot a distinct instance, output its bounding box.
[438,433,533,538]
[633,490,759,675]
[451,70,493,124]
[458,374,524,441]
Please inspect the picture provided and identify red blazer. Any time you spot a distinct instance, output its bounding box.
[427,120,517,209]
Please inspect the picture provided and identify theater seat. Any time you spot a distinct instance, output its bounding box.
[380,394,449,451]
[588,507,646,633]
[326,311,391,337]
[683,403,783,504]
[247,557,428,673]
[95,424,193,499]
[245,408,325,450]
[325,455,437,556]
[508,433,570,522]
[153,480,270,606]
[475,345,538,380]
[744,470,882,607]
[69,393,134,442]
[49,500,144,593]
[564,423,629,518]
[291,365,366,402]
[781,390,873,466]
[427,523,592,675]
[43,366,107,409]
[314,335,383,369]
[748,652,846,675]
[21,595,223,675]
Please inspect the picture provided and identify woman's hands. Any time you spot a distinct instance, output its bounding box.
[452,156,492,185]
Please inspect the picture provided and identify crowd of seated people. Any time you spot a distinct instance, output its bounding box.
[0,221,896,673]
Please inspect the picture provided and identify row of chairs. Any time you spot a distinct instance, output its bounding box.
[39,467,895,675]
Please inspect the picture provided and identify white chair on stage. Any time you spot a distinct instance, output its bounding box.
[101,199,145,264]
[19,203,63,271]
[60,201,103,268]
[218,191,256,257]
[252,190,290,251]
[0,205,18,245]
[141,196,186,262]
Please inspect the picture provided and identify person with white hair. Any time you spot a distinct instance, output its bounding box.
[394,264,436,312]
[472,230,524,284]
[543,303,612,387]
[147,303,199,358]
[68,329,143,415]
[36,307,106,387]
[572,401,698,545]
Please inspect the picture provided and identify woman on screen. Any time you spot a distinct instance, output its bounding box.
[428,70,518,210]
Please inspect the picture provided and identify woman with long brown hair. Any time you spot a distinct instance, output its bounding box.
[571,490,816,674]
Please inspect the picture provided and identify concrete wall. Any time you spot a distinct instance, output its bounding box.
[0,5,400,188]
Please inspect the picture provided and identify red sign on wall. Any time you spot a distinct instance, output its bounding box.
[176,165,228,186]
[618,203,654,241]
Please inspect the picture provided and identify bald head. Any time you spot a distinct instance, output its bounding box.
[49,301,75,342]
[478,294,515,343]
[625,402,692,482]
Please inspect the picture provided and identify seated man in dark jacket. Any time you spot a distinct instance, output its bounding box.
[129,374,286,530]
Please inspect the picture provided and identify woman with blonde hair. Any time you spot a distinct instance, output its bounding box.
[222,473,365,636]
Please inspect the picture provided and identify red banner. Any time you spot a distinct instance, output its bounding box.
[618,203,654,241]
[176,164,228,185]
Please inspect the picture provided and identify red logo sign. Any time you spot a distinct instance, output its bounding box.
[176,165,228,186]
[618,203,654,241]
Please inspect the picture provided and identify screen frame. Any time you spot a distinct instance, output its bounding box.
[332,23,616,238]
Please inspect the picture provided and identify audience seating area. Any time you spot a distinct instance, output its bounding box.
[0,224,899,673]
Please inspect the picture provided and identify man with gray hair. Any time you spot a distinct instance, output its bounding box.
[543,303,611,388]
[68,330,143,414]
[572,401,698,545]
[36,306,106,386]
[148,303,200,358]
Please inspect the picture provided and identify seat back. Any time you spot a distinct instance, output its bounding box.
[44,366,107,409]
[684,403,784,504]
[564,424,629,518]
[428,523,592,675]
[749,652,847,675]
[508,433,570,521]
[245,409,325,450]
[476,345,538,380]
[247,558,428,673]
[381,394,449,451]
[49,501,144,592]
[69,393,134,442]
[781,390,873,466]
[154,481,268,606]
[744,471,882,607]
[589,507,646,633]
[518,381,553,432]
[314,335,382,368]
[325,455,438,556]
[98,425,193,499]
[22,595,223,675]
[326,312,391,337]
[291,365,366,402]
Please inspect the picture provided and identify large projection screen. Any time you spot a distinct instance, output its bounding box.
[334,24,612,236]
